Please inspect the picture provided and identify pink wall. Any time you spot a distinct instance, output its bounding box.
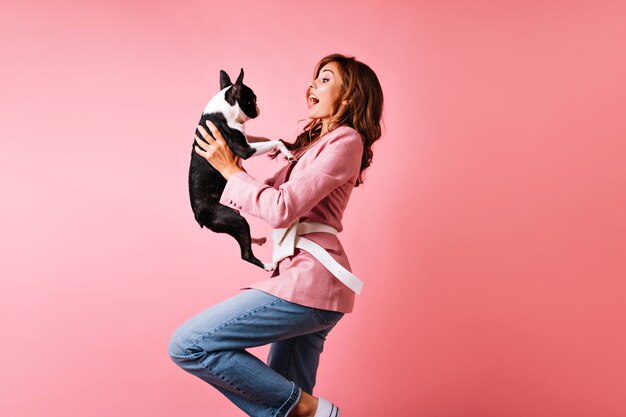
[2,1,625,416]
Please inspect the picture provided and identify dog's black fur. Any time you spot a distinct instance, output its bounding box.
[189,69,271,270]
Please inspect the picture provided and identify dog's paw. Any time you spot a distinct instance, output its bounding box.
[285,152,296,162]
[277,139,296,162]
[263,262,277,271]
[252,236,267,246]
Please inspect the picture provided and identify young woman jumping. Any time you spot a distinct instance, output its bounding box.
[169,52,384,417]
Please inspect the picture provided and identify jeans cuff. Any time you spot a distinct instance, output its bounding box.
[276,381,301,417]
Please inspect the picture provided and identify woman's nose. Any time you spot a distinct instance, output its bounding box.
[308,81,315,90]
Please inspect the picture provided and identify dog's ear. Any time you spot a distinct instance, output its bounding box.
[235,68,244,85]
[220,70,232,90]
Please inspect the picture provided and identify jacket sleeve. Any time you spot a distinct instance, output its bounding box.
[261,165,284,187]
[219,129,363,228]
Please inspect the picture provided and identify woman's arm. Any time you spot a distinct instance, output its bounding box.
[219,129,363,228]
[196,121,363,228]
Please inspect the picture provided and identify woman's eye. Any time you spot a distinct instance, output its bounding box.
[322,78,329,83]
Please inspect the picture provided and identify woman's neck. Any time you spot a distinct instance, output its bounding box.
[320,120,331,137]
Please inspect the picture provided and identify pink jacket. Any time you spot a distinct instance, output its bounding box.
[219,125,364,313]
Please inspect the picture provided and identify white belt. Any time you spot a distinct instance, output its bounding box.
[270,220,364,294]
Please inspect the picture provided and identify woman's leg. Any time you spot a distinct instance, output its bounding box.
[267,308,344,394]
[168,289,342,417]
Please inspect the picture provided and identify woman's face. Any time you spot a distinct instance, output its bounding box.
[306,61,344,123]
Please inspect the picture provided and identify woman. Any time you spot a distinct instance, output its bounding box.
[169,53,384,417]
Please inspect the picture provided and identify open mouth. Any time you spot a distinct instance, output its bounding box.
[308,95,319,106]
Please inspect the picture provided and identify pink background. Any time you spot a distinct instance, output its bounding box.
[2,1,625,416]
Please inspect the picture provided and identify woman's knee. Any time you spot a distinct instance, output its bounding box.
[168,327,186,363]
[168,318,223,365]
[168,321,200,365]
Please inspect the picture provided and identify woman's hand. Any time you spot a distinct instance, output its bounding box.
[194,121,243,180]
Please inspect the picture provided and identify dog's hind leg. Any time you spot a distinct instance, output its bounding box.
[200,204,274,271]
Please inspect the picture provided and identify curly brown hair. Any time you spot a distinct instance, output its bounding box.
[269,53,384,187]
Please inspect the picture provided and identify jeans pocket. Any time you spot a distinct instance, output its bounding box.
[308,307,345,326]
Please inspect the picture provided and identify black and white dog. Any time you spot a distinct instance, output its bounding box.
[189,68,294,270]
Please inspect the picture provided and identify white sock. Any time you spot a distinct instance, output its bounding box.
[314,396,340,417]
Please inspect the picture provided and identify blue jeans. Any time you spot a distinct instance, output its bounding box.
[168,288,345,417]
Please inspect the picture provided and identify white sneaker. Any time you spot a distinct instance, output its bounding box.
[315,396,340,417]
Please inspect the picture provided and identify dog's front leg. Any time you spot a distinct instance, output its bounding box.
[249,140,295,161]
